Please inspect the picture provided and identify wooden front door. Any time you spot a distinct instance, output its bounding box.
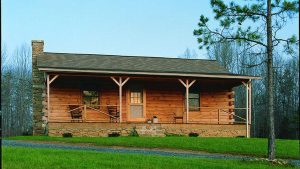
[128,89,145,121]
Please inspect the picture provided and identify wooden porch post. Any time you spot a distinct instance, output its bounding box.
[111,77,130,123]
[186,80,189,123]
[246,82,249,138]
[242,80,251,138]
[119,78,122,123]
[47,74,59,122]
[249,80,252,126]
[179,79,196,123]
[47,75,50,121]
[243,80,251,138]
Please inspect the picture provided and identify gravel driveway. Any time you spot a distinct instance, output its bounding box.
[3,140,299,167]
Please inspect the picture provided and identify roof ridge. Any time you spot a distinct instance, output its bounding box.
[43,52,217,62]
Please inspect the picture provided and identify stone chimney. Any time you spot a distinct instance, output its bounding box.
[32,40,44,56]
[32,40,46,135]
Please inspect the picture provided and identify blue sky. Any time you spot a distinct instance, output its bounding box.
[2,0,299,59]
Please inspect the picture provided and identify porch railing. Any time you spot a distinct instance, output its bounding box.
[48,104,249,125]
[48,104,119,122]
[158,106,249,124]
[209,107,248,124]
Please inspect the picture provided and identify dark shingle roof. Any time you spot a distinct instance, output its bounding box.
[37,52,234,75]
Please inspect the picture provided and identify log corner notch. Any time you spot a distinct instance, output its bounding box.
[242,80,252,138]
[178,79,196,123]
[111,77,130,123]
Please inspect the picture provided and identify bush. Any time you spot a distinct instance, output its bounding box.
[188,132,199,137]
[236,135,245,138]
[22,130,33,136]
[165,133,184,137]
[129,127,139,137]
[62,133,73,137]
[108,132,120,137]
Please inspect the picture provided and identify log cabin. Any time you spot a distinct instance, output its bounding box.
[32,40,259,137]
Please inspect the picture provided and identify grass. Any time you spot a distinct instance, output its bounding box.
[7,136,300,159]
[2,147,296,169]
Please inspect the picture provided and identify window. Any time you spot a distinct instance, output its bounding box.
[130,89,144,119]
[83,90,99,108]
[188,92,200,111]
[130,91,143,104]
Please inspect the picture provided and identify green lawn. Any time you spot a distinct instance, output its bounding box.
[2,147,296,169]
[8,136,300,159]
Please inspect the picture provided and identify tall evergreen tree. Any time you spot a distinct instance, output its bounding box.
[194,0,299,160]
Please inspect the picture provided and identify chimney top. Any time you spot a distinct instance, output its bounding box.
[32,40,44,44]
[32,40,44,55]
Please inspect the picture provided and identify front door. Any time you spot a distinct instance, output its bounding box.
[129,89,144,121]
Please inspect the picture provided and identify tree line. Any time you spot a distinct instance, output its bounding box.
[207,42,299,139]
[193,0,298,159]
[1,44,32,136]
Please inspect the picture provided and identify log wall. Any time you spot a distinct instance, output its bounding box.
[49,83,235,124]
[189,91,235,124]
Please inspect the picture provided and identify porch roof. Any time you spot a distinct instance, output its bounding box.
[37,52,260,80]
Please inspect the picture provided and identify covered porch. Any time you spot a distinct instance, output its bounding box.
[45,73,253,137]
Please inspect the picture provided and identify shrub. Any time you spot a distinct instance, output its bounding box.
[22,130,33,136]
[129,126,139,137]
[62,133,73,137]
[108,132,120,137]
[236,135,245,138]
[188,132,199,137]
[165,133,184,137]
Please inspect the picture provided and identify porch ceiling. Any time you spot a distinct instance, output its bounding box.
[50,75,248,89]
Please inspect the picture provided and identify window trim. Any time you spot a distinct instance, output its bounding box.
[185,91,200,111]
[130,91,143,104]
[127,88,146,122]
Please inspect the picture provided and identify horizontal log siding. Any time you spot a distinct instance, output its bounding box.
[189,91,234,124]
[49,85,234,124]
[146,89,184,123]
[50,88,119,122]
[145,89,234,124]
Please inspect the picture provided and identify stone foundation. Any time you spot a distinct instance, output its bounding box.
[48,123,247,137]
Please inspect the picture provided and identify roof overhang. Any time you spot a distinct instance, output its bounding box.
[38,67,261,80]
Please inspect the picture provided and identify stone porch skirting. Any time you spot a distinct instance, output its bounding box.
[48,123,248,137]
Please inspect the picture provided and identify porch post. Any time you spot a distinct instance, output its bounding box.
[178,79,196,123]
[245,81,250,138]
[186,80,189,123]
[249,80,252,126]
[47,75,50,121]
[47,75,59,122]
[111,77,130,123]
[119,77,123,123]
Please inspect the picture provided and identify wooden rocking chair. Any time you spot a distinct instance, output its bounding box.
[107,105,120,123]
[69,105,83,122]
[173,112,183,124]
